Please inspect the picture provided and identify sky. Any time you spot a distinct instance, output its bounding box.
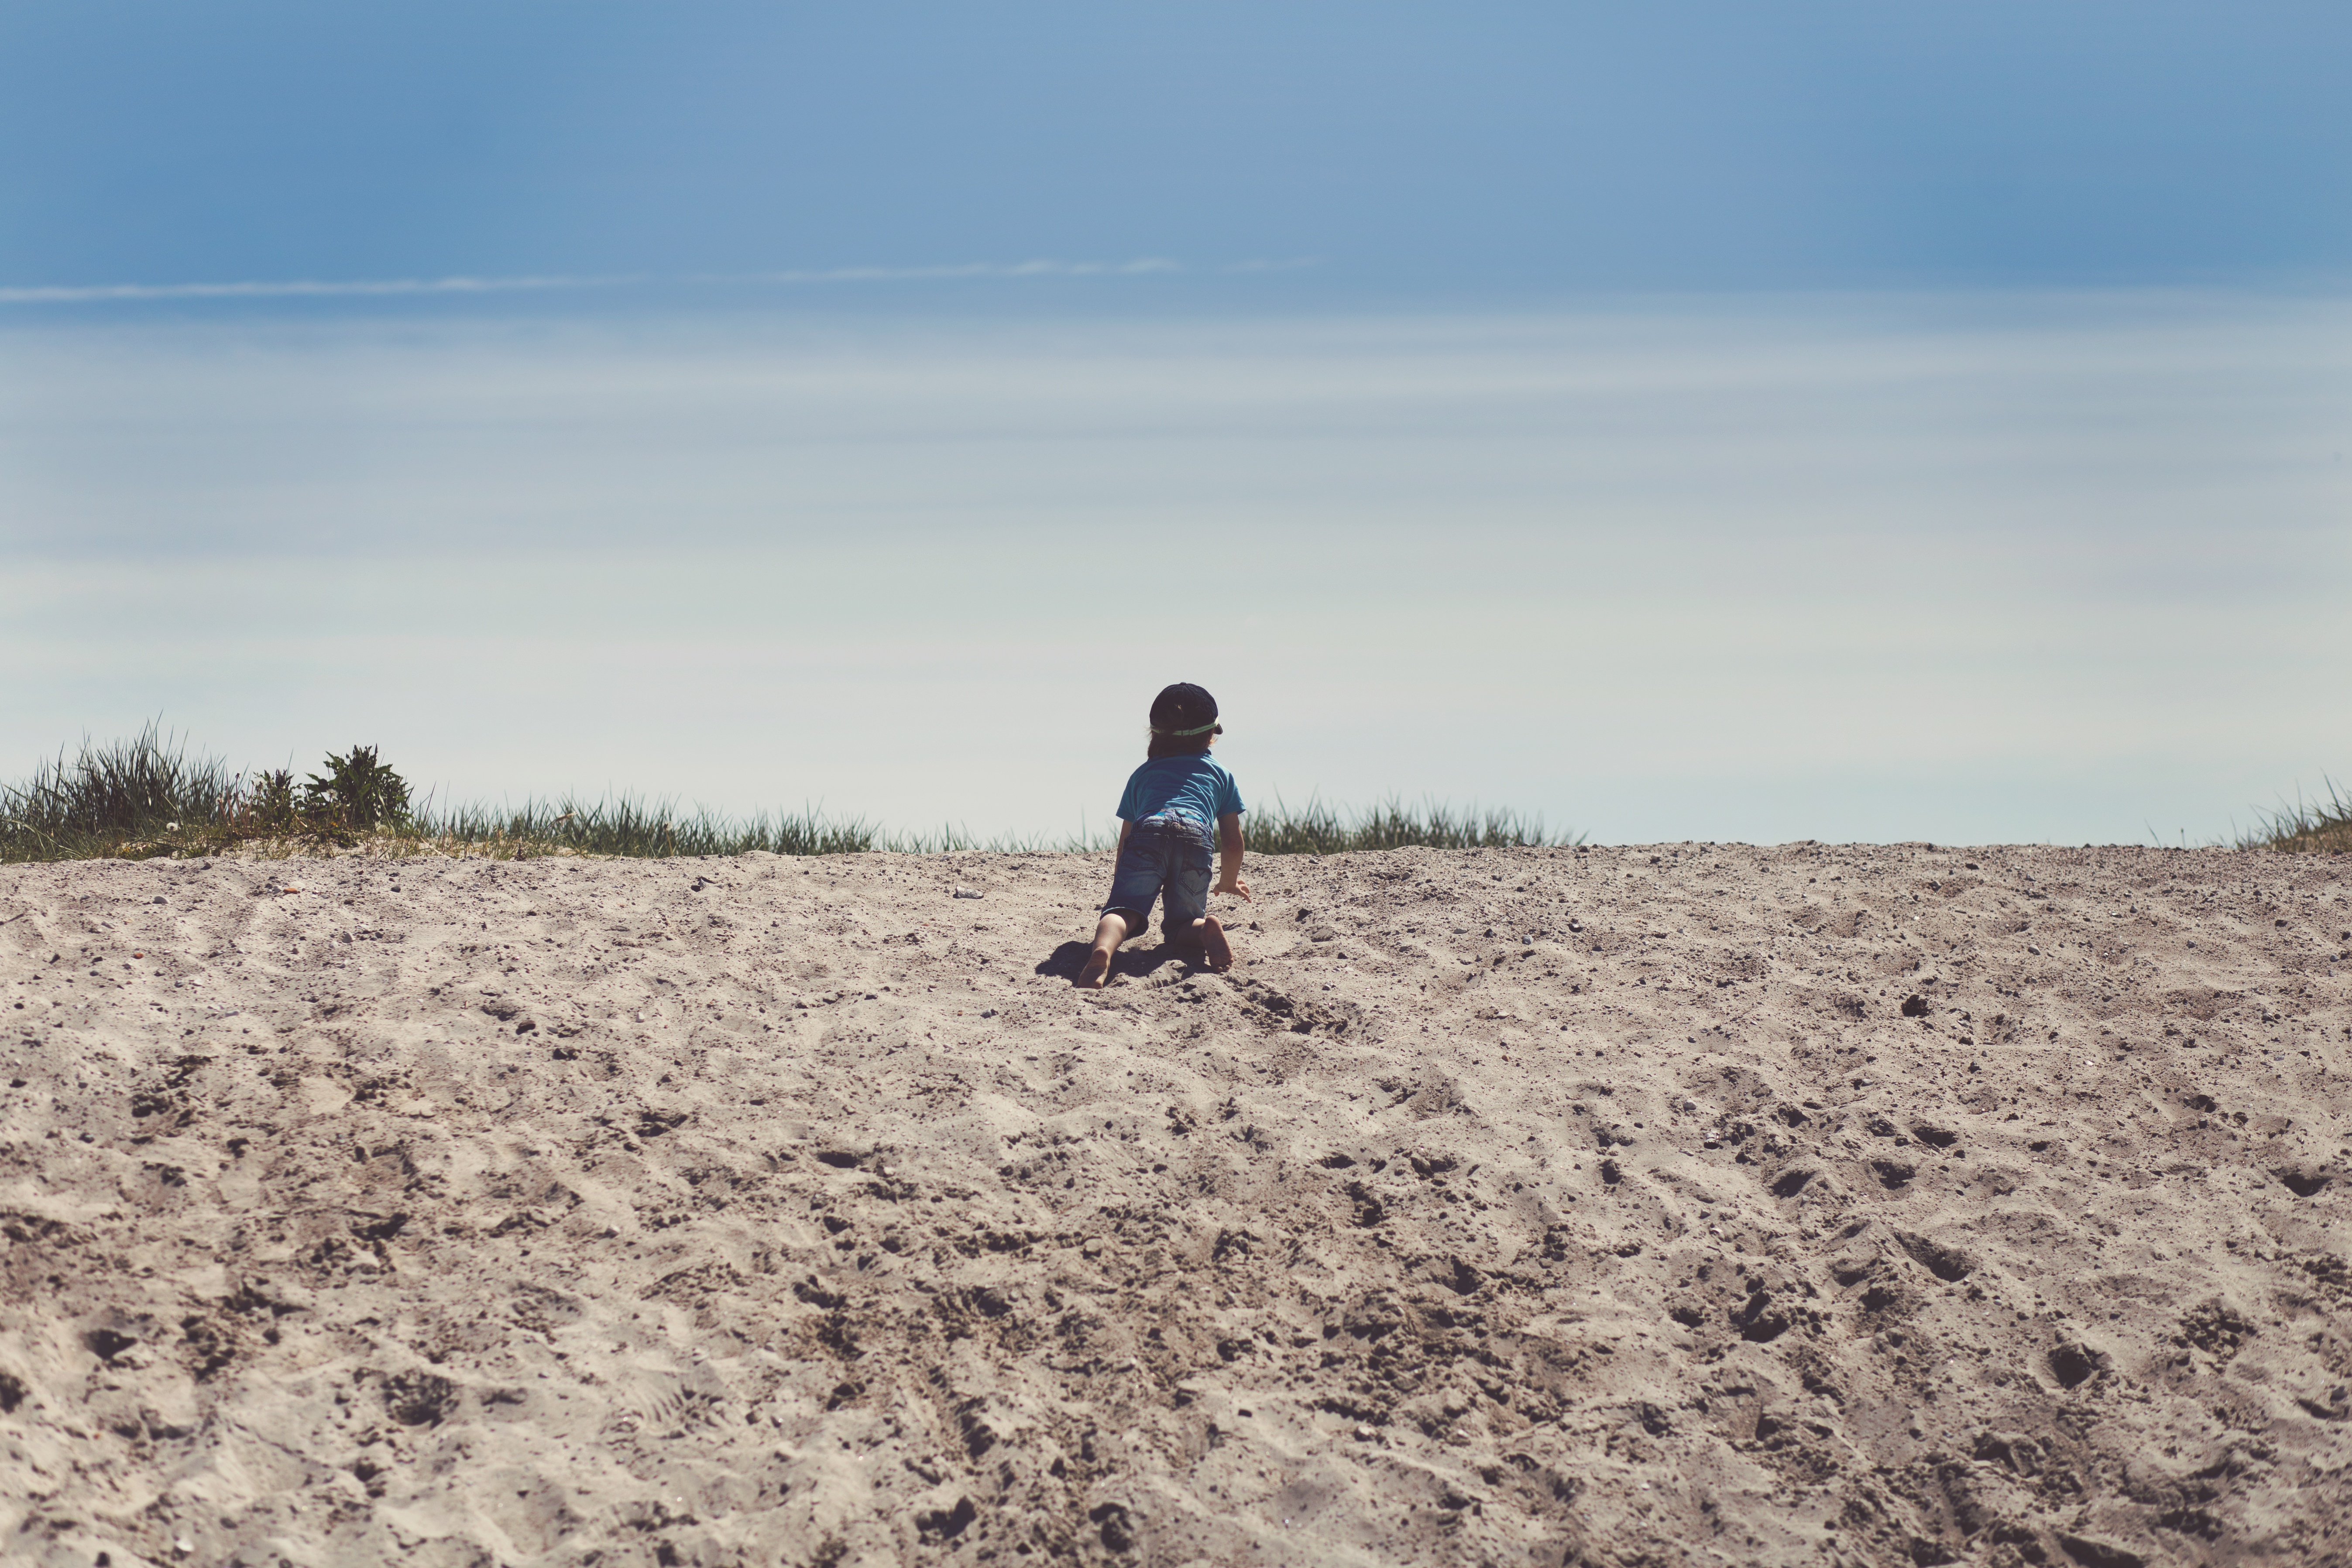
[3,4,2349,845]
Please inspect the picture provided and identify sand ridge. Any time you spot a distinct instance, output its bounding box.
[1,843,2348,1567]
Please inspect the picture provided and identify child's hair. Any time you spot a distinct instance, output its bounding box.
[1147,727,1216,758]
[1146,682,1222,758]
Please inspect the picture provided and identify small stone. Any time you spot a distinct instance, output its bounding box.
[952,886,985,899]
[1354,1425,1375,1440]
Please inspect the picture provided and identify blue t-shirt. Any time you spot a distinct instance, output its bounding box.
[1116,754,1244,833]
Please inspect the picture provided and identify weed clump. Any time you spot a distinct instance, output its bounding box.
[304,745,412,831]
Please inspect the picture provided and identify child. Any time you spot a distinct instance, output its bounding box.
[1078,683,1252,988]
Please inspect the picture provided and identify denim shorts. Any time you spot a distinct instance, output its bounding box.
[1101,815,1214,937]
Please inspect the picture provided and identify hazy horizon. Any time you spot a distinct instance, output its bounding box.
[7,295,2346,848]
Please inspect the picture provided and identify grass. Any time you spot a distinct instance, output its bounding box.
[1237,794,1567,854]
[3,724,241,862]
[2236,781,2352,856]
[2,728,1578,864]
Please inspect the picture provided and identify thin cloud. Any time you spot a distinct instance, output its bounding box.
[709,257,1186,284]
[0,273,639,304]
[0,256,1215,306]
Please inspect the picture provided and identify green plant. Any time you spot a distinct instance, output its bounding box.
[301,746,412,832]
[246,769,299,833]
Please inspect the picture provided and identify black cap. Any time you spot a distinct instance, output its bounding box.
[1149,683,1221,736]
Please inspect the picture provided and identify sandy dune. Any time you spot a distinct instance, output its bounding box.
[1,843,2347,1567]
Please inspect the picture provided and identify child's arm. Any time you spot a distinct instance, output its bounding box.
[1116,820,1132,854]
[1215,813,1251,900]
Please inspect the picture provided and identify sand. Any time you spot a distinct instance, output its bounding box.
[1,843,2347,1568]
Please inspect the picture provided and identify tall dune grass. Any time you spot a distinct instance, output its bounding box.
[1238,795,1566,854]
[2236,781,2352,855]
[2,729,1575,863]
[2,724,239,861]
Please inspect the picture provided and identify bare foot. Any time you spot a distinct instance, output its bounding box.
[1197,915,1233,972]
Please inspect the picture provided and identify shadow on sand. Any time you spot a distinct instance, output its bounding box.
[1035,938,1203,986]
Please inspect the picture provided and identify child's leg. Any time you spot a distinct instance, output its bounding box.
[1164,824,1224,966]
[1088,821,1176,988]
[1078,910,1134,988]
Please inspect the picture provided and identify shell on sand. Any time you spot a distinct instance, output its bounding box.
[0,844,2346,1566]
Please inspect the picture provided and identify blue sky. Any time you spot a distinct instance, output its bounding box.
[5,2,2349,299]
[3,6,2348,845]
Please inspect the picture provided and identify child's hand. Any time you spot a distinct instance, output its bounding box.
[1216,875,1253,902]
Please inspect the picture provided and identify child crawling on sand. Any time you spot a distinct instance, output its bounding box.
[1078,683,1252,988]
